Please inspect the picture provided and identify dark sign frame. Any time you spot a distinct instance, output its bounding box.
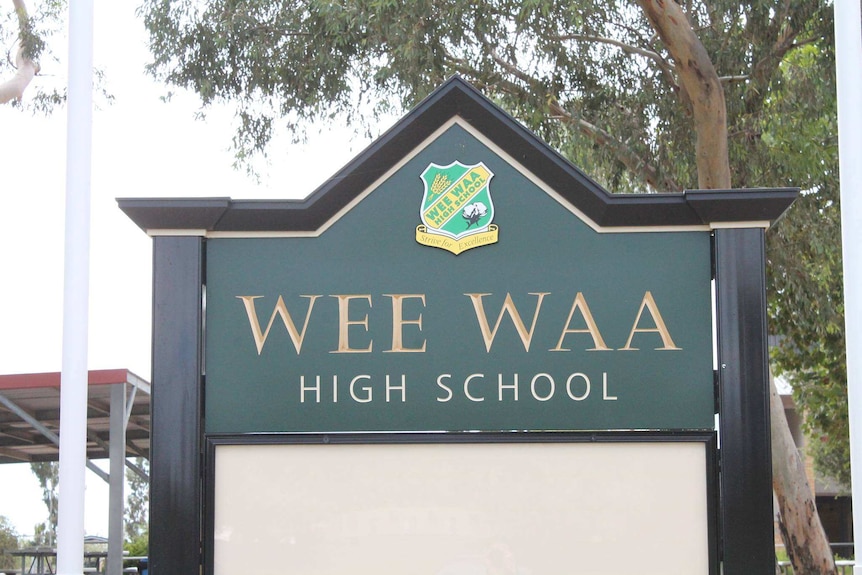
[121,77,797,574]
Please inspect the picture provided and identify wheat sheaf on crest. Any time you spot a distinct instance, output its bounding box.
[429,173,451,196]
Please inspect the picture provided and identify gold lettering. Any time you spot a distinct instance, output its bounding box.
[465,292,550,352]
[331,295,373,353]
[236,295,321,355]
[384,294,427,353]
[550,292,611,351]
[620,291,682,350]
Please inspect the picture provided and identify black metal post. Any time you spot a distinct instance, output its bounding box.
[150,237,204,575]
[714,228,774,574]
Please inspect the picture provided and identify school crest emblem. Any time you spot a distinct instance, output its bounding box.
[415,161,499,255]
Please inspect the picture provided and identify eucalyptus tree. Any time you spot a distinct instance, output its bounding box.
[1,0,39,103]
[0,516,20,571]
[137,0,841,572]
[125,458,149,542]
[1,0,64,107]
[30,461,58,547]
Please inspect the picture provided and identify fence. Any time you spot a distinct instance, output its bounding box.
[777,559,855,574]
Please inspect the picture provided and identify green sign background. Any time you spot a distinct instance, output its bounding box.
[205,124,714,433]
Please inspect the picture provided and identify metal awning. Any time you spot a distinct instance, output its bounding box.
[0,369,150,466]
[0,369,151,570]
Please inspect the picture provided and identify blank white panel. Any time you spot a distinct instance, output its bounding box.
[213,441,709,575]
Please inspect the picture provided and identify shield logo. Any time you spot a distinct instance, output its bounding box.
[415,161,499,255]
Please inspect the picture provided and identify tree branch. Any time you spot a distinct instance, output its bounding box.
[480,43,681,193]
[548,100,682,193]
[448,31,680,194]
[743,6,823,116]
[555,34,677,78]
[486,45,536,87]
[1,0,39,104]
[556,33,680,93]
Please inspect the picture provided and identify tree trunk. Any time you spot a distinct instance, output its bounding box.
[636,0,731,189]
[0,0,38,104]
[771,375,838,574]
[636,2,838,573]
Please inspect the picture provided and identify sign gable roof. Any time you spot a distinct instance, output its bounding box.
[119,76,796,234]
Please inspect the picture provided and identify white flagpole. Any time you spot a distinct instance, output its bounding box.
[57,0,93,573]
[834,1,862,574]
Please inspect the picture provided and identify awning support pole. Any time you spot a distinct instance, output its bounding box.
[107,383,126,575]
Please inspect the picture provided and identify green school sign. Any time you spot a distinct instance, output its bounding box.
[121,77,797,575]
[204,122,713,434]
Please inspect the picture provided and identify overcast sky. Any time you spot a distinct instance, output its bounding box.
[0,1,374,537]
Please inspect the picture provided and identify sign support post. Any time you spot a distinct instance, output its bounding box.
[149,237,204,575]
[715,228,773,572]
